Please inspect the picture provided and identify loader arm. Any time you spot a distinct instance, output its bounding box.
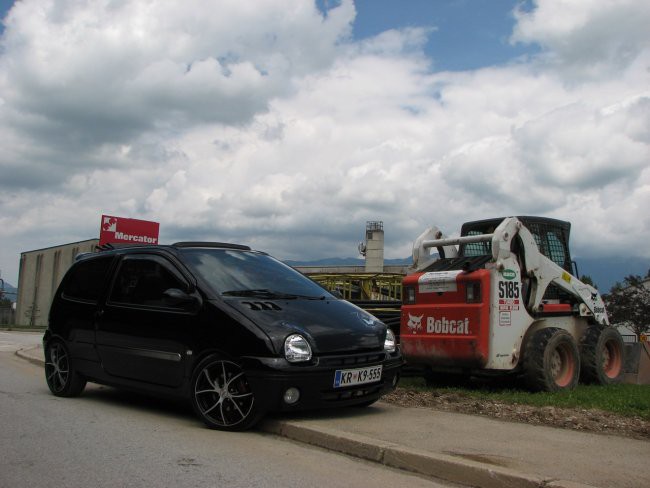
[412,226,459,272]
[491,217,609,326]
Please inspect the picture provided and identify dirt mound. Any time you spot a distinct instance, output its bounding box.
[382,387,650,440]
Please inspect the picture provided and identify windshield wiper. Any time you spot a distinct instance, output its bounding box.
[280,293,327,300]
[221,289,325,300]
[222,289,276,297]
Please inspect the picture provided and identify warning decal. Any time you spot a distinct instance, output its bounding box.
[418,270,461,293]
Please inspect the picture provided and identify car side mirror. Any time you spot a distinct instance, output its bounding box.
[163,288,202,311]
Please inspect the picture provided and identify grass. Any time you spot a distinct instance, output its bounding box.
[399,377,650,420]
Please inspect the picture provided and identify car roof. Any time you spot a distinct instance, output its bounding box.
[171,242,250,250]
[75,241,252,262]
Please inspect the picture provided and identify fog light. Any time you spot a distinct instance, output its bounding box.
[283,387,300,405]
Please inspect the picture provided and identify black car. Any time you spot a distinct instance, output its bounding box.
[44,242,402,431]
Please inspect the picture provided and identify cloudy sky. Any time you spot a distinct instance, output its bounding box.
[0,0,649,287]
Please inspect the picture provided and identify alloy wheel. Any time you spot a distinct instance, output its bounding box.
[194,359,255,429]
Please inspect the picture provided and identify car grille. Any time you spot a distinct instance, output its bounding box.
[321,384,382,402]
[318,352,385,368]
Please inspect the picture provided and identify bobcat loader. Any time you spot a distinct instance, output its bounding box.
[400,216,625,391]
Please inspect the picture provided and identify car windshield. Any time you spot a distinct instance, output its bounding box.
[179,248,331,299]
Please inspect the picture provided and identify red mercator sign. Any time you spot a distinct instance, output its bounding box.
[99,215,160,246]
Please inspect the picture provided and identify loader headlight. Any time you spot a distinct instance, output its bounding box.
[404,286,416,304]
[284,334,312,363]
[466,282,481,303]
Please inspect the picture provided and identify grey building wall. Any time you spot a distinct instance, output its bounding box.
[16,239,99,327]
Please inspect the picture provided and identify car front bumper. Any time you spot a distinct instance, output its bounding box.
[242,351,403,412]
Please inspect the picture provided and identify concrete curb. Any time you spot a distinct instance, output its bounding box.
[260,419,557,488]
[15,345,44,367]
[16,345,599,488]
[0,327,46,332]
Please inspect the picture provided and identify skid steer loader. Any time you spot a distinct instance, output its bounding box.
[400,216,625,391]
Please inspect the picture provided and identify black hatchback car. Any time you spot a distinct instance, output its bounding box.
[44,242,402,430]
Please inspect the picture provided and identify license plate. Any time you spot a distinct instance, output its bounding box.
[333,365,382,388]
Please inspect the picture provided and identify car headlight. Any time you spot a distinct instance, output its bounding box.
[384,328,396,353]
[284,334,312,363]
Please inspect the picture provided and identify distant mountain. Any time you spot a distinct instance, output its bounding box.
[1,282,17,303]
[285,256,649,293]
[285,257,412,267]
[285,257,365,267]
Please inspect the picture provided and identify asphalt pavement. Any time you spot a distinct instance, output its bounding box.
[18,343,648,488]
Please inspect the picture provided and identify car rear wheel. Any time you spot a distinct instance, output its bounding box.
[191,355,262,431]
[523,328,580,392]
[44,340,86,397]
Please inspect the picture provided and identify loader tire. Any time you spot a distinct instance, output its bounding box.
[523,328,580,392]
[580,326,625,385]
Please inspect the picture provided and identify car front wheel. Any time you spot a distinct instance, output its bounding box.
[190,355,262,431]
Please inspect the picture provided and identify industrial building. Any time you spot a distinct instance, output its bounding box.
[15,239,99,327]
[295,222,407,301]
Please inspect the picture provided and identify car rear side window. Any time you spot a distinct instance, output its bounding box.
[63,257,113,302]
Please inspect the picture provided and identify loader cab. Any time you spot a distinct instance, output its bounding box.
[459,216,573,273]
[459,216,575,304]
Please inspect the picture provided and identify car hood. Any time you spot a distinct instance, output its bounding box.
[223,298,387,354]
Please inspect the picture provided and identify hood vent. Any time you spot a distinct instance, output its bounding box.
[242,301,282,311]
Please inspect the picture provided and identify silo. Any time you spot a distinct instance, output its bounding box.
[363,221,384,273]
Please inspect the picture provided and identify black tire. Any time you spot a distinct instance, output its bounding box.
[190,355,263,431]
[523,328,580,392]
[44,340,86,397]
[580,326,625,385]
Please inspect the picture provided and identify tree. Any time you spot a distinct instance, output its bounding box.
[580,275,597,289]
[603,272,650,339]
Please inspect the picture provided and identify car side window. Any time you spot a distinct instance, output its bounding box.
[62,256,113,303]
[109,255,188,309]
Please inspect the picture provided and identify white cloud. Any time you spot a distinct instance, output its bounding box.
[0,0,649,286]
[511,0,650,80]
[0,0,354,187]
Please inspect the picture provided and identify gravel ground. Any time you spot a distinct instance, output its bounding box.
[382,387,650,441]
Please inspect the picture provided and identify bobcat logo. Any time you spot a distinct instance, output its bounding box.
[407,314,423,334]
